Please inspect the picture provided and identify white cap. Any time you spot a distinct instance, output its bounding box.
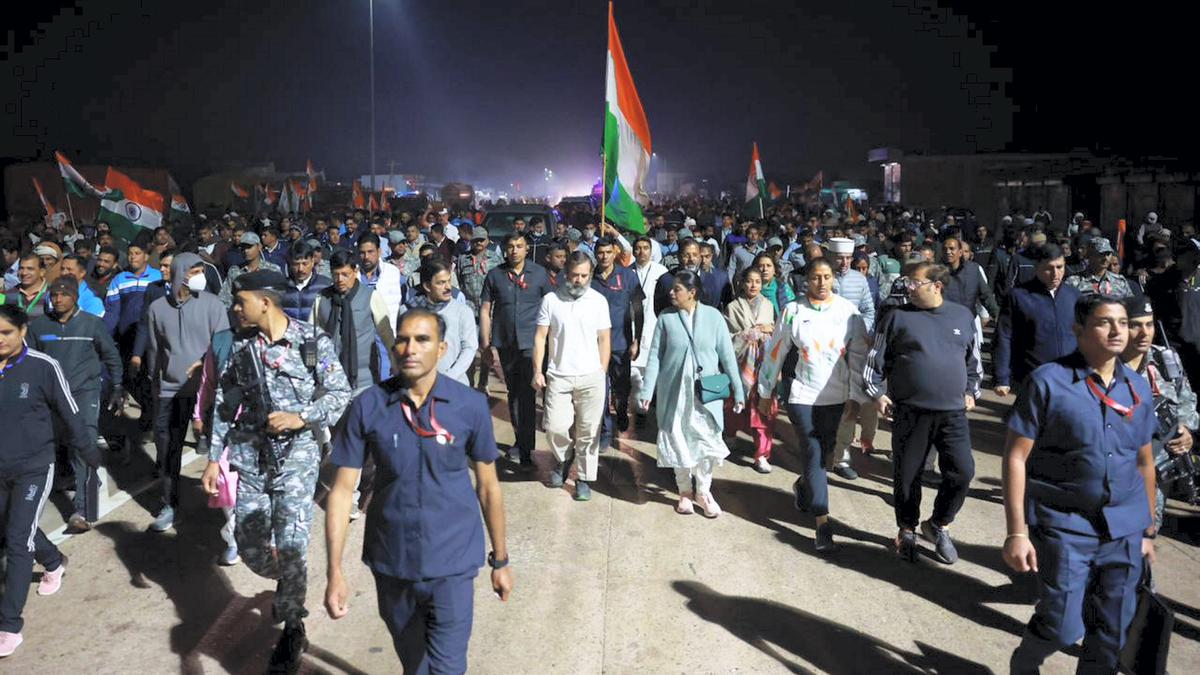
[1148,212,1159,223]
[826,237,854,255]
[683,217,697,229]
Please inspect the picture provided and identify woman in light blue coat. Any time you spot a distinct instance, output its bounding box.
[638,270,745,517]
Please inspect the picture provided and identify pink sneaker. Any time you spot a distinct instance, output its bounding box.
[695,492,722,519]
[37,558,66,596]
[0,631,22,657]
[675,492,695,515]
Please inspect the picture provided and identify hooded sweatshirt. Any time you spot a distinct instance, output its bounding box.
[145,253,230,396]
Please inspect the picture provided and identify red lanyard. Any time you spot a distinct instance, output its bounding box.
[255,333,288,370]
[1086,376,1141,419]
[508,270,527,290]
[401,399,455,445]
[1146,365,1162,397]
[602,270,623,291]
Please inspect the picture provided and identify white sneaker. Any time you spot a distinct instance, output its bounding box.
[753,457,773,474]
[695,492,722,519]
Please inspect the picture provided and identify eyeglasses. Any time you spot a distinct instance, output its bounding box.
[904,278,936,290]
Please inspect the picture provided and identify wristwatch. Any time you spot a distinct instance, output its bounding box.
[487,551,509,569]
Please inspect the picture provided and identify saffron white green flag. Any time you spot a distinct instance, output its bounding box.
[55,151,107,199]
[99,167,163,242]
[602,2,652,234]
[744,142,767,219]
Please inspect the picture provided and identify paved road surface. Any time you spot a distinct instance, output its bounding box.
[16,386,1200,674]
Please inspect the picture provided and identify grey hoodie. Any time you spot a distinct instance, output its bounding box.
[146,252,230,396]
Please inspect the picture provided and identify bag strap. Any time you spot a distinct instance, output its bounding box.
[678,311,703,375]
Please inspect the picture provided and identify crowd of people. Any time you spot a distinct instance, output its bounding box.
[0,196,1195,672]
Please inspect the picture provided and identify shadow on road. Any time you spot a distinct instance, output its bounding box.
[94,481,350,674]
[673,580,992,674]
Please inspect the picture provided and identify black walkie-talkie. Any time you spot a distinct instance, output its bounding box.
[301,320,318,370]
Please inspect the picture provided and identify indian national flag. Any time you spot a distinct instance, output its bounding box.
[231,181,250,199]
[351,180,366,209]
[171,194,191,214]
[602,2,652,234]
[744,142,767,219]
[99,167,164,243]
[55,151,107,199]
[32,177,58,216]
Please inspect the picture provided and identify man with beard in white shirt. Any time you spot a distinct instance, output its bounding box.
[533,252,611,502]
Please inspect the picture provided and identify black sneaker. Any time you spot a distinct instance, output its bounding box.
[814,521,837,553]
[268,621,307,674]
[920,520,959,565]
[792,478,809,512]
[896,530,918,563]
[832,463,859,480]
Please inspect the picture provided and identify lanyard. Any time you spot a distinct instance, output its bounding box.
[601,269,624,291]
[1086,376,1141,418]
[16,285,46,312]
[255,332,289,370]
[401,398,455,444]
[1146,365,1162,397]
[0,346,28,379]
[508,270,527,290]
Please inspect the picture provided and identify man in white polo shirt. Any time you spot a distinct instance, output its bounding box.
[533,251,612,502]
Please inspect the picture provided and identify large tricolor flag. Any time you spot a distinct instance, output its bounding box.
[99,167,164,242]
[602,2,652,234]
[744,142,767,218]
[54,151,107,199]
[31,177,58,217]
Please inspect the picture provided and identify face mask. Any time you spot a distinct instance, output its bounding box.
[186,274,208,294]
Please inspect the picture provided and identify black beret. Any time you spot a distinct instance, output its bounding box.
[233,270,289,293]
[1125,295,1153,319]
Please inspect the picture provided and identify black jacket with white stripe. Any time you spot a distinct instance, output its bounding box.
[0,347,94,475]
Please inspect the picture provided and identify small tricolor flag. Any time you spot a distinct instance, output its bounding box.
[352,180,366,209]
[744,142,767,219]
[170,194,191,214]
[230,181,249,199]
[32,177,58,217]
[54,151,107,199]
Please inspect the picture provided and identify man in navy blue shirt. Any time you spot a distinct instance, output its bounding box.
[480,233,552,468]
[995,243,1080,397]
[591,237,642,445]
[1003,294,1157,674]
[326,308,512,674]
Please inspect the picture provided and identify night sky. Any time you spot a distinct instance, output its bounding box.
[3,1,1194,195]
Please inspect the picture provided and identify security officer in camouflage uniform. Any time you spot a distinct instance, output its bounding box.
[1121,295,1199,528]
[1064,238,1133,298]
[201,270,351,674]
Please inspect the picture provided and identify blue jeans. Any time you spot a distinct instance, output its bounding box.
[784,403,845,517]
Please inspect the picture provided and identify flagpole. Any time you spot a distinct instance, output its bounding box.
[64,189,77,229]
[599,151,606,228]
